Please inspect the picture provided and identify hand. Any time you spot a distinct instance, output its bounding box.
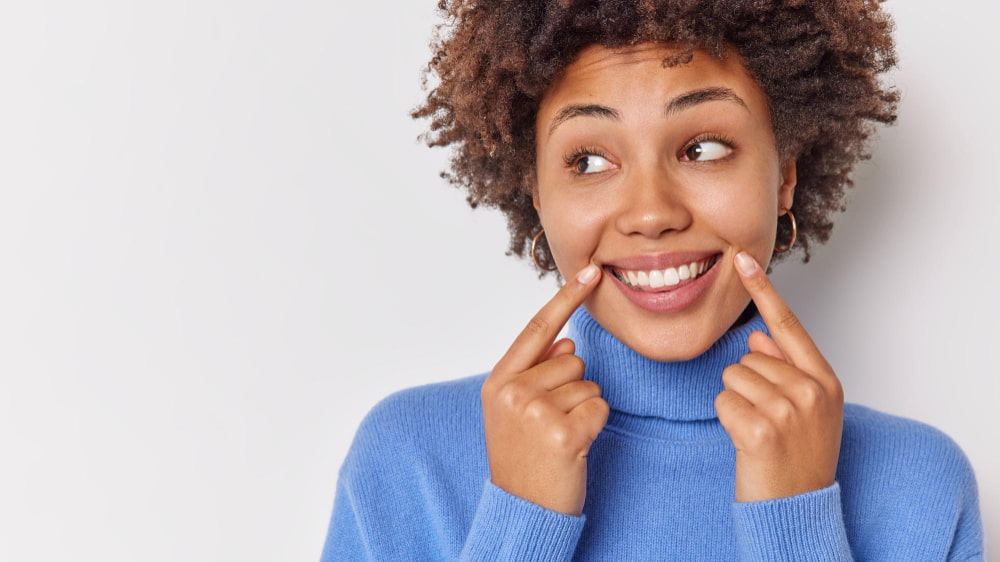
[481,263,609,516]
[716,251,845,502]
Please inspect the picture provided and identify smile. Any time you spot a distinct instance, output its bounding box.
[607,254,719,292]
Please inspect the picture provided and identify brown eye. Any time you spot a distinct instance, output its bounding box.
[682,141,732,162]
[574,154,613,174]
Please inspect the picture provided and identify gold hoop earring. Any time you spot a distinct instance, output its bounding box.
[531,229,558,271]
[773,208,797,253]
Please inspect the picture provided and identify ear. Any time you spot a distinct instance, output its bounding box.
[778,159,797,211]
[530,171,542,213]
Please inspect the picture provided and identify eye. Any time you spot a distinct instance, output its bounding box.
[681,140,732,162]
[572,154,615,174]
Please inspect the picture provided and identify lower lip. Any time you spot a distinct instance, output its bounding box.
[606,257,722,313]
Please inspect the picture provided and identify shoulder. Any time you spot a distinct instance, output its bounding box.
[838,405,984,558]
[842,403,970,461]
[840,403,978,497]
[340,373,488,477]
[359,373,487,433]
[329,374,492,556]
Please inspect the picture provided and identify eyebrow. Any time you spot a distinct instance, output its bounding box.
[546,87,748,138]
[548,104,621,138]
[664,87,747,116]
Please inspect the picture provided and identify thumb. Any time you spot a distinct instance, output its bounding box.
[748,330,786,361]
[540,337,576,362]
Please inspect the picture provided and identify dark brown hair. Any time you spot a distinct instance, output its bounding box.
[412,0,898,272]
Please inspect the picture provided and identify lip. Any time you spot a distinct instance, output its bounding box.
[602,251,719,271]
[604,252,723,313]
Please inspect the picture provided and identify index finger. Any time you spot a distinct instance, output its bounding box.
[733,251,832,374]
[492,263,602,377]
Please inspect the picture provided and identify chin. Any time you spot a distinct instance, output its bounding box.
[583,282,750,363]
[616,321,727,362]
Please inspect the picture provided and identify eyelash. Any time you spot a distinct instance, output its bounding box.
[563,146,611,170]
[680,134,737,160]
[562,134,737,175]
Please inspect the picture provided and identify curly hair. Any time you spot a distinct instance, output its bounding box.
[412,0,898,272]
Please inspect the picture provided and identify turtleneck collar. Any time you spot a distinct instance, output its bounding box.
[568,307,768,427]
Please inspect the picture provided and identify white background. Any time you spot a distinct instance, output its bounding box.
[0,1,996,560]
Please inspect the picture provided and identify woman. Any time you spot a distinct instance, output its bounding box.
[322,0,983,559]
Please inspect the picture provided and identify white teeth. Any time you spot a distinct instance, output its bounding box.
[664,267,680,286]
[613,256,716,290]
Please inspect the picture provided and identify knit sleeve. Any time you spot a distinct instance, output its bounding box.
[731,481,853,561]
[460,480,585,561]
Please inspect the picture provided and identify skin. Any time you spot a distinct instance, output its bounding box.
[481,43,844,515]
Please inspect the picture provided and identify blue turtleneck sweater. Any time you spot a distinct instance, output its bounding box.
[321,309,984,560]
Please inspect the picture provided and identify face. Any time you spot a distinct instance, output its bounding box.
[534,43,796,362]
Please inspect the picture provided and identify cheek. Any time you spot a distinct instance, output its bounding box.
[537,191,609,268]
[728,199,776,244]
[698,180,778,254]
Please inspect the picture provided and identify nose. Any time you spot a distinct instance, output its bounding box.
[613,165,693,239]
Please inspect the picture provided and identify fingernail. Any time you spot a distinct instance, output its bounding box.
[576,264,599,284]
[735,252,758,275]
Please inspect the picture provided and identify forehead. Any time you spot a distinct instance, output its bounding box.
[537,43,769,136]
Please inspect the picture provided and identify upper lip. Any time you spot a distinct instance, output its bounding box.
[601,251,722,271]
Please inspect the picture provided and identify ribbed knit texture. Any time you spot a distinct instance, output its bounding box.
[731,482,851,561]
[569,306,764,422]
[460,483,584,560]
[321,307,984,561]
